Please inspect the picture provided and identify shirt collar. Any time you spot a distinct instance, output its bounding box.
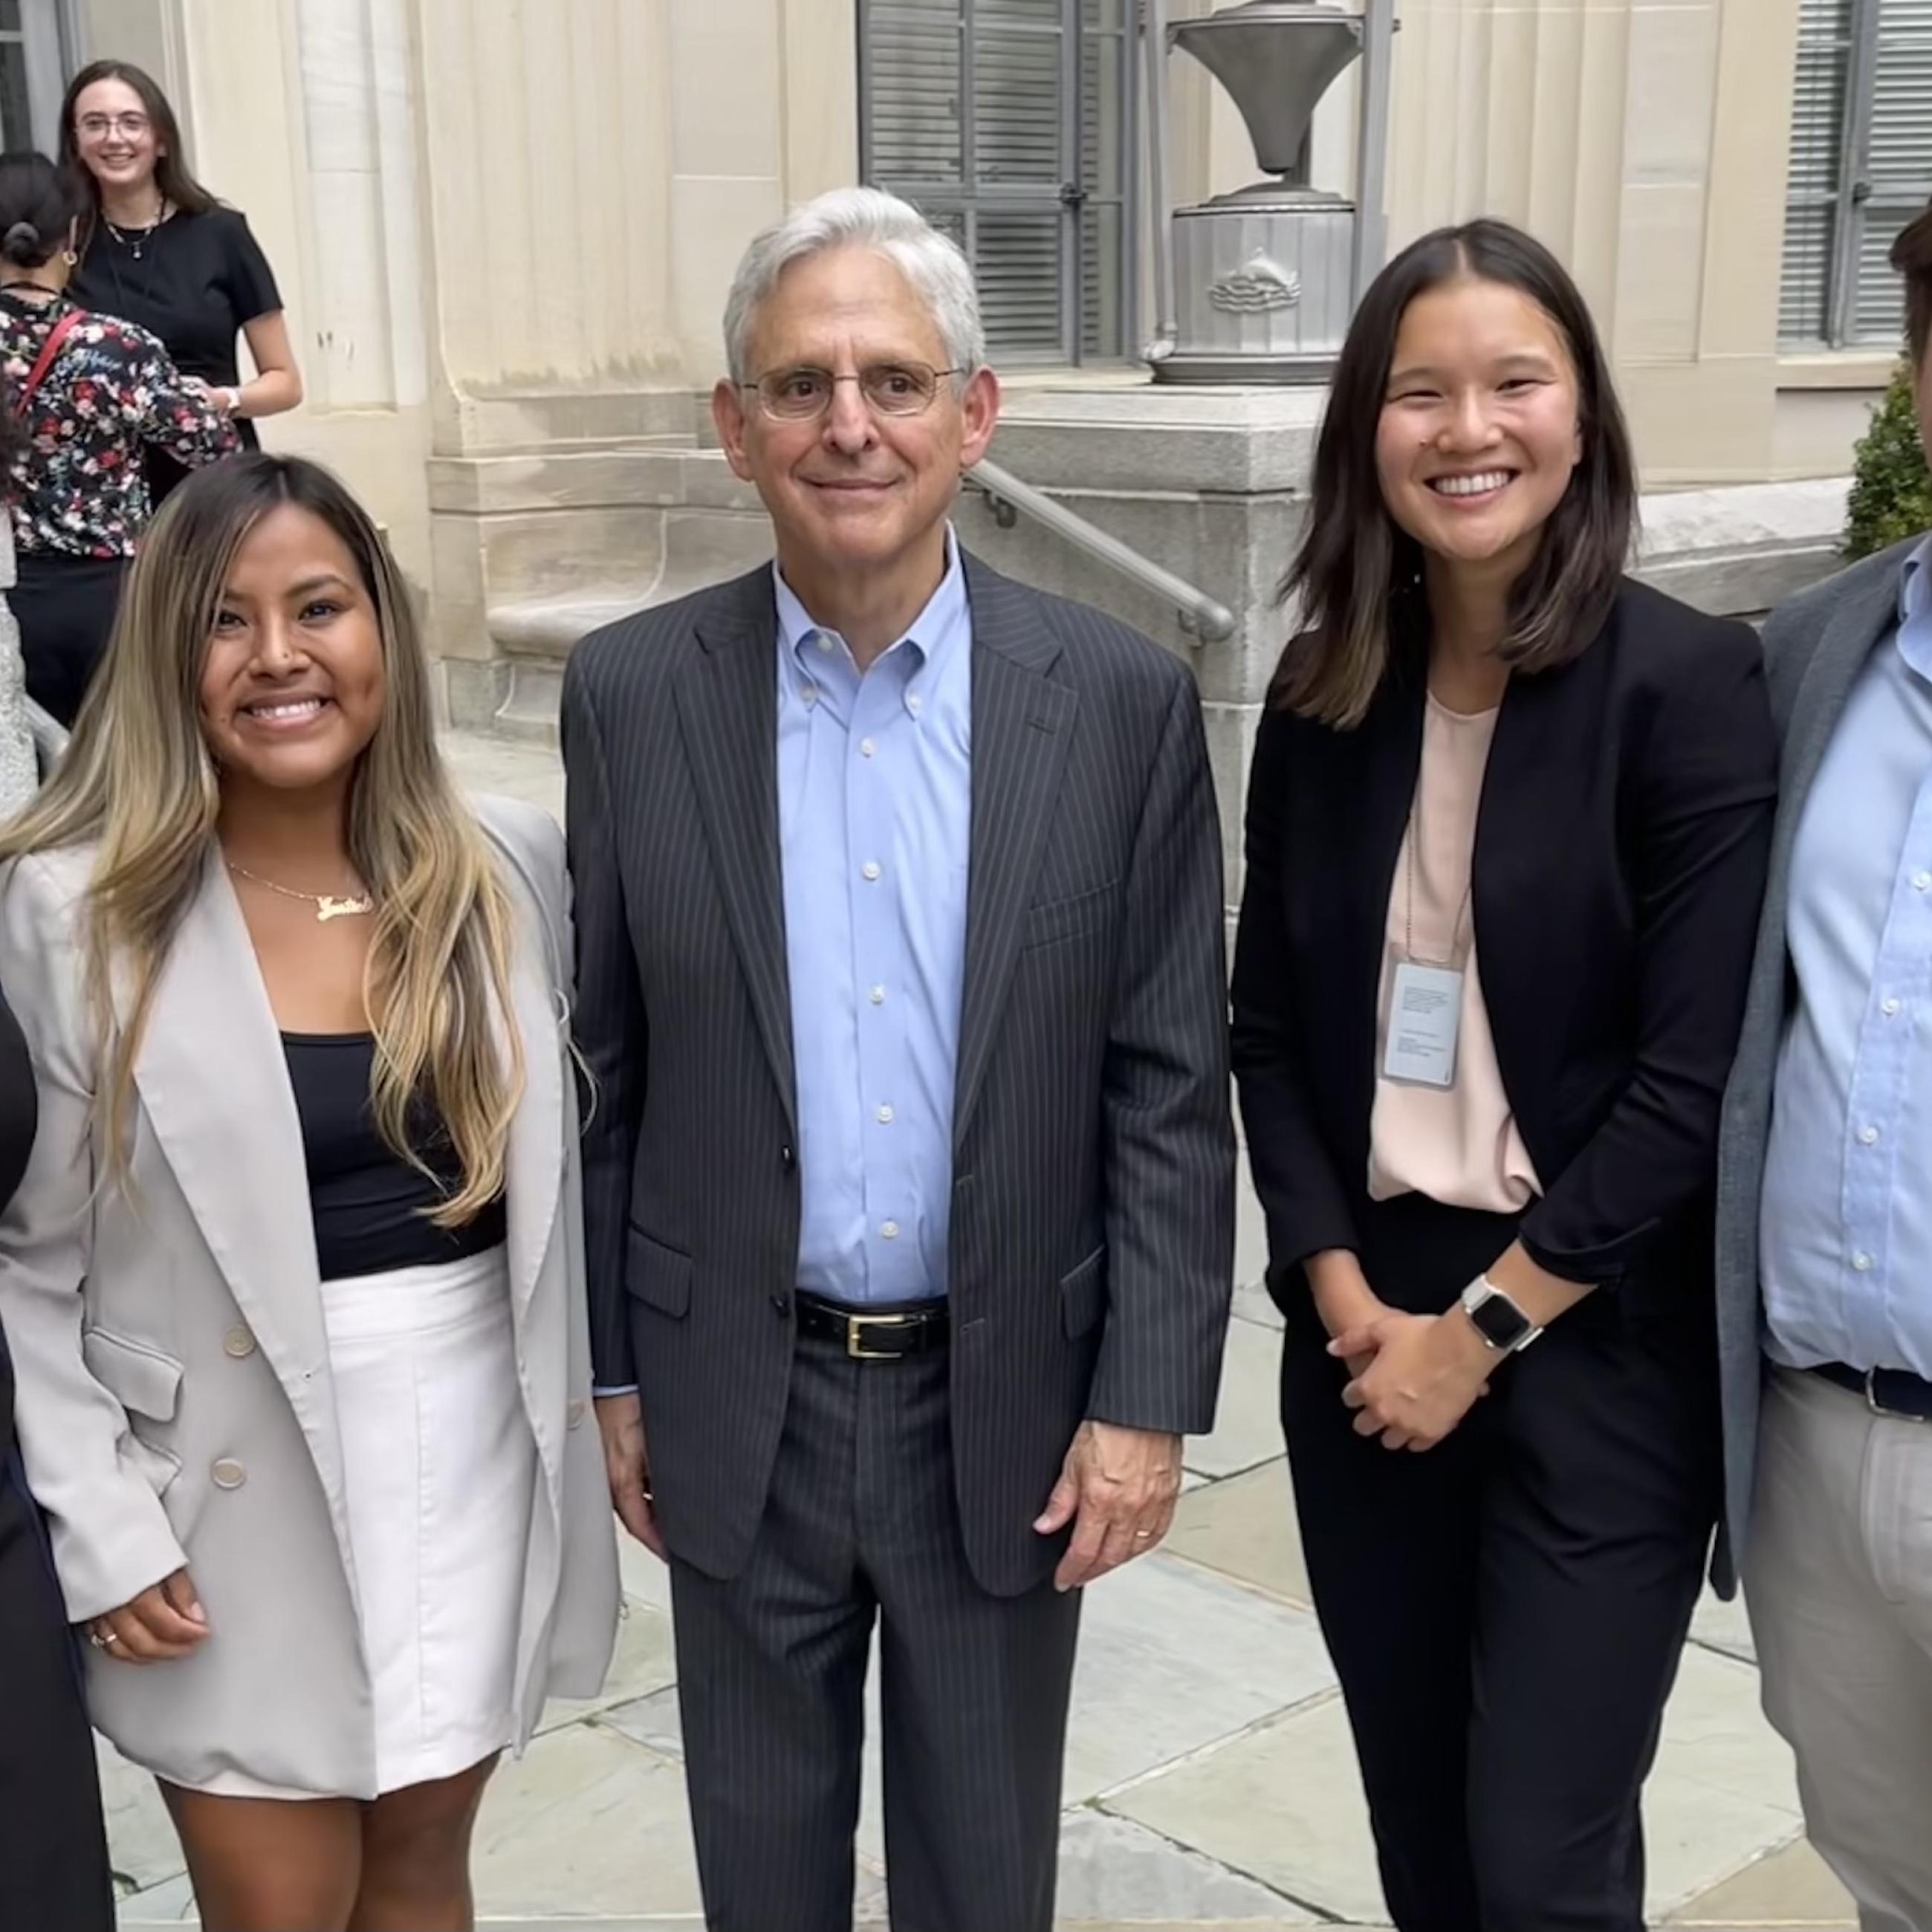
[1902,531,1932,629]
[772,528,967,678]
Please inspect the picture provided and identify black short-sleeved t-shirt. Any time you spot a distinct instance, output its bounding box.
[71,204,282,489]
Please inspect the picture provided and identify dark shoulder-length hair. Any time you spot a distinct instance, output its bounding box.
[1273,218,1636,727]
[59,60,217,229]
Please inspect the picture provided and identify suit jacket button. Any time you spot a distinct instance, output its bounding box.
[566,1398,587,1430]
[771,1293,791,1316]
[781,1145,796,1170]
[211,1458,247,1491]
[223,1324,257,1359]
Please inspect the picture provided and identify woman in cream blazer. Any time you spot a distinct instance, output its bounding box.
[0,453,617,1931]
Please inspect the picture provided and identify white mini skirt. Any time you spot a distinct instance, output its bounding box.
[322,1242,534,1796]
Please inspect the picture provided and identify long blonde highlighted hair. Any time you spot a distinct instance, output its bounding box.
[0,453,523,1222]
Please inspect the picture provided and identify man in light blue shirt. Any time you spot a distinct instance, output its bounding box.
[1722,201,1932,1928]
[563,187,1234,1931]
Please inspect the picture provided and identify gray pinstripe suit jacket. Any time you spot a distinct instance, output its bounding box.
[562,552,1236,1595]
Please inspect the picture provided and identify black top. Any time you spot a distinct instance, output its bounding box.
[71,205,281,496]
[282,1032,505,1283]
[1231,577,1779,1313]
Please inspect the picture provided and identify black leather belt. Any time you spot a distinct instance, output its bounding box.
[1813,1360,1932,1423]
[796,1291,950,1361]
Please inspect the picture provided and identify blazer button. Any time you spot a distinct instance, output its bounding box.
[781,1145,797,1170]
[223,1324,257,1360]
[566,1398,587,1430]
[771,1292,792,1317]
[210,1457,247,1491]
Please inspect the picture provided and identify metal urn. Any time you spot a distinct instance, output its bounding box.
[1154,1,1371,384]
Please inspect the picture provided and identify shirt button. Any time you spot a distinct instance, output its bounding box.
[223,1324,257,1359]
[861,860,881,881]
[877,1103,894,1124]
[817,635,835,652]
[1884,998,1904,1017]
[869,985,886,1005]
[860,738,876,758]
[1914,872,1931,892]
[907,693,924,716]
[801,684,818,705]
[1854,1251,1875,1272]
[211,1457,247,1491]
[1860,1126,1880,1146]
[881,1220,900,1240]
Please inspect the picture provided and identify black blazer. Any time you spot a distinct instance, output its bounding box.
[564,556,1235,1595]
[1231,578,1777,1315]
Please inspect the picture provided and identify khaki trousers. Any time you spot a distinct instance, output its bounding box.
[1747,1364,1932,1932]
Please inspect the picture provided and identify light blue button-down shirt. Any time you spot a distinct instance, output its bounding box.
[774,535,972,1305]
[1763,534,1932,1373]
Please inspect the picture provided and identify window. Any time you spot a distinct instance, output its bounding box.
[859,0,1136,364]
[1781,0,1932,348]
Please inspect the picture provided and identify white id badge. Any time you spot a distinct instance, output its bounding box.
[1383,961,1464,1089]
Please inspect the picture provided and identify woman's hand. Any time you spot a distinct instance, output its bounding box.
[1304,1248,1391,1380]
[1330,1309,1494,1451]
[85,1567,209,1663]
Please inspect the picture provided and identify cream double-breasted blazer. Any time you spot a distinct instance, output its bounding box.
[0,794,618,1797]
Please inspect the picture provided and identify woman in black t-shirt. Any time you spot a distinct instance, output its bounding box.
[62,59,301,504]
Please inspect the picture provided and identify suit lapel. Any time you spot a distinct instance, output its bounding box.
[132,857,348,1513]
[953,562,1077,1150]
[674,578,797,1134]
[1770,570,1899,886]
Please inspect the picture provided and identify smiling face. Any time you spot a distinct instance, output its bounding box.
[711,244,998,589]
[71,77,162,201]
[1375,275,1584,580]
[198,505,387,801]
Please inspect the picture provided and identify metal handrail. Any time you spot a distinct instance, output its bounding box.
[965,457,1236,645]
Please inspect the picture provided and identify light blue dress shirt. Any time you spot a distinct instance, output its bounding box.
[774,535,972,1305]
[1763,534,1932,1373]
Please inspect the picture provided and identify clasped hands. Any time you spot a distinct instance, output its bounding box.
[1310,1253,1495,1453]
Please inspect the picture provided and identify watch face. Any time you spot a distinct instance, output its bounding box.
[1469,1290,1533,1350]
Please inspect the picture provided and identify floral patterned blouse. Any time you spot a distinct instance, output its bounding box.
[0,293,239,560]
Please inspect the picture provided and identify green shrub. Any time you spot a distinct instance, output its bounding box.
[1845,360,1932,560]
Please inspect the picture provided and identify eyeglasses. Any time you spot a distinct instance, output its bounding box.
[745,362,962,421]
[77,113,151,139]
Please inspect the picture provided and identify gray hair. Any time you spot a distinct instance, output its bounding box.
[722,187,986,385]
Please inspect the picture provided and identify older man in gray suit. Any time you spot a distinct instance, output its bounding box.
[1719,204,1932,1928]
[561,188,1235,1931]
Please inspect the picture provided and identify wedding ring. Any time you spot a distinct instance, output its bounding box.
[1133,1529,1153,1541]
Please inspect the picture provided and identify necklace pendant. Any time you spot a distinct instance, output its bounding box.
[315,894,374,923]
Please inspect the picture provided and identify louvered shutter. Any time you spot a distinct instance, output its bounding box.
[863,0,1135,360]
[1858,0,1932,343]
[1781,0,1853,344]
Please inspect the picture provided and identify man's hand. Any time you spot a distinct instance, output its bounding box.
[85,1567,207,1663]
[1034,1420,1182,1592]
[1331,1309,1494,1452]
[596,1392,667,1560]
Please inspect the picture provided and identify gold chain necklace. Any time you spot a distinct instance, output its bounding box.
[227,862,374,924]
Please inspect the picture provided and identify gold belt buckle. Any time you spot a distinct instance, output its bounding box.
[847,1312,912,1360]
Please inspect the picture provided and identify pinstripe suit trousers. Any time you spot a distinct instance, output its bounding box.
[669,1329,1082,1932]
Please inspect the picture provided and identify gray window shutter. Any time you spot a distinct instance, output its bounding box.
[1857,0,1932,343]
[1781,0,1853,345]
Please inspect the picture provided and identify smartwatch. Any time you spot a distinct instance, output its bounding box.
[1459,1275,1543,1355]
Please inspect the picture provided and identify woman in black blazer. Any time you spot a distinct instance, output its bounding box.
[0,977,114,1932]
[1231,220,1776,1931]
